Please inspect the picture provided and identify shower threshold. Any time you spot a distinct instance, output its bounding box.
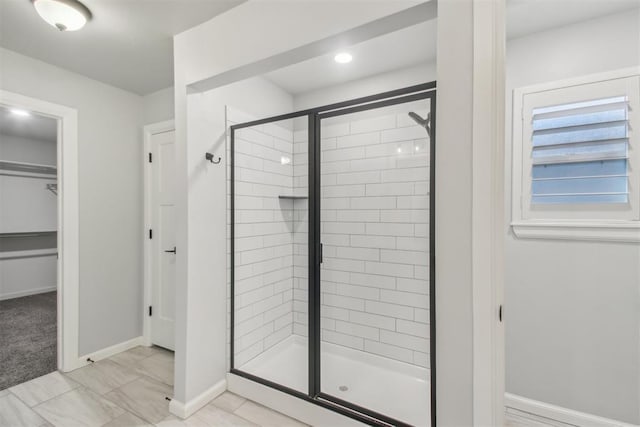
[238,335,430,426]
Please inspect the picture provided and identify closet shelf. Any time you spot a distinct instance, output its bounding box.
[0,160,57,175]
[278,195,308,200]
[0,231,57,238]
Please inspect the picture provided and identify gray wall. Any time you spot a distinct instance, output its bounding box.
[505,10,640,424]
[0,47,145,356]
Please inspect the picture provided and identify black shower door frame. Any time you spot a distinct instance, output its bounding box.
[230,82,437,427]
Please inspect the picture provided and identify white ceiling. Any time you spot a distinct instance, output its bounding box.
[265,0,640,95]
[0,106,57,143]
[0,0,638,97]
[0,0,243,95]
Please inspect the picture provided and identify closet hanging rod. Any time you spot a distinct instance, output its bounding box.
[0,160,57,175]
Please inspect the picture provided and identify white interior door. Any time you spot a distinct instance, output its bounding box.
[150,130,176,350]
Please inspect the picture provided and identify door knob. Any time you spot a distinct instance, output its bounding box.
[165,246,177,254]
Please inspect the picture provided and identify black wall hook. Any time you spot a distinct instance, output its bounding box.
[205,152,221,164]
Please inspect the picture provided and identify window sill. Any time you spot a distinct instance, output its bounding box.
[511,221,640,243]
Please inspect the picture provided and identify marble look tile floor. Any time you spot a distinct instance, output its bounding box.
[0,346,307,427]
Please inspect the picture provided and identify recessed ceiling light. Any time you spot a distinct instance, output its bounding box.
[10,109,31,117]
[334,52,353,64]
[32,0,92,32]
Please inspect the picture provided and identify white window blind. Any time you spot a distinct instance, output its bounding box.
[530,96,629,204]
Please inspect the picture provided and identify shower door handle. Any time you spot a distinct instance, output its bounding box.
[164,246,177,254]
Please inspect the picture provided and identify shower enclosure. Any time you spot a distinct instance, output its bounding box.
[229,83,436,426]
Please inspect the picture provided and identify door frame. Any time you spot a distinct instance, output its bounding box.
[0,90,80,372]
[143,119,175,346]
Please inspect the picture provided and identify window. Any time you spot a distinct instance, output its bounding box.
[512,69,640,242]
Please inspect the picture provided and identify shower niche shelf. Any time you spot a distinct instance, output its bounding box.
[278,195,308,200]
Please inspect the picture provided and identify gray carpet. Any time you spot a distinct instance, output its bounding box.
[0,291,57,391]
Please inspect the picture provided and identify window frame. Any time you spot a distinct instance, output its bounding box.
[511,67,640,243]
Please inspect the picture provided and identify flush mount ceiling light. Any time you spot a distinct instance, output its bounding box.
[334,52,353,64]
[32,0,92,32]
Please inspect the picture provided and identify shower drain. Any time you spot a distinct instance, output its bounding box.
[338,385,349,392]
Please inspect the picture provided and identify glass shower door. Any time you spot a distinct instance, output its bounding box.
[317,97,434,426]
[231,115,309,394]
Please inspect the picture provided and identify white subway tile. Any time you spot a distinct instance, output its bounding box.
[321,305,349,321]
[366,223,413,237]
[381,167,428,183]
[335,247,380,262]
[335,320,379,340]
[364,340,413,364]
[381,126,426,143]
[397,319,429,338]
[396,278,429,294]
[322,184,366,198]
[396,153,429,169]
[380,289,429,308]
[322,197,350,209]
[350,114,396,134]
[336,132,381,149]
[323,293,365,311]
[264,324,292,350]
[396,237,429,251]
[349,272,396,290]
[365,182,414,196]
[380,209,428,224]
[336,283,380,300]
[414,308,430,324]
[321,234,350,247]
[321,269,349,284]
[336,171,381,185]
[415,266,429,280]
[414,223,429,237]
[349,310,396,331]
[380,249,428,266]
[321,122,350,138]
[350,157,397,171]
[380,330,429,352]
[365,300,413,320]
[322,330,364,351]
[349,196,396,210]
[322,147,365,162]
[324,222,366,235]
[321,137,337,150]
[414,182,429,195]
[350,235,396,249]
[322,160,351,174]
[413,351,430,368]
[365,261,414,278]
[336,210,380,223]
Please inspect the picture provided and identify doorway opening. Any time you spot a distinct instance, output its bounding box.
[0,106,58,389]
[0,90,80,381]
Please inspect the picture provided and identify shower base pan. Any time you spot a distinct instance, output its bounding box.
[236,335,430,426]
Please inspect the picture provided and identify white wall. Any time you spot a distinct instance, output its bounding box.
[143,87,175,125]
[172,0,425,408]
[505,10,640,424]
[0,47,144,356]
[178,76,293,405]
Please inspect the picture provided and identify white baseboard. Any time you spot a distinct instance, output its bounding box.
[505,393,637,427]
[169,379,227,419]
[65,336,146,372]
[0,285,57,301]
